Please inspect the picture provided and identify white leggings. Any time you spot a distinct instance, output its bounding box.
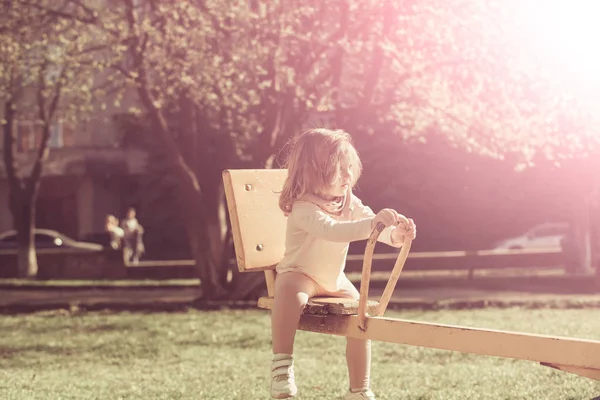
[271,271,371,390]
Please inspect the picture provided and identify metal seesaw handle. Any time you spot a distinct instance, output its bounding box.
[357,222,412,331]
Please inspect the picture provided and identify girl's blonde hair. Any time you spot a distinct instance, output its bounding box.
[278,128,362,214]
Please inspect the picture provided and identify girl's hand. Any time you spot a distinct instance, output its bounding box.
[395,213,410,228]
[391,218,417,244]
[371,208,400,230]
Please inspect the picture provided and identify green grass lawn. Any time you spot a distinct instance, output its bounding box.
[1,308,599,400]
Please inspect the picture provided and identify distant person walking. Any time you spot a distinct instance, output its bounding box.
[120,207,145,265]
[105,214,124,250]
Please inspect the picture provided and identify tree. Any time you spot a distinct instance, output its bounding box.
[1,0,103,277]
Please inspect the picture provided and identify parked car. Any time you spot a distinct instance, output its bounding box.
[493,222,569,250]
[0,229,103,251]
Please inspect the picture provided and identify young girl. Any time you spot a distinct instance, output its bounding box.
[120,207,145,265]
[271,128,417,399]
[105,214,124,250]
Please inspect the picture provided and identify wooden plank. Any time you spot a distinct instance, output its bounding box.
[297,314,600,372]
[222,169,288,272]
[258,296,379,316]
[264,270,276,297]
[376,239,411,317]
[222,170,249,272]
[357,224,383,330]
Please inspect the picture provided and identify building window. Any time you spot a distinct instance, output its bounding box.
[48,123,63,149]
[16,121,36,152]
[16,120,66,152]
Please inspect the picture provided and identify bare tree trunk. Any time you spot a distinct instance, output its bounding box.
[175,175,225,299]
[9,189,38,278]
[3,97,43,278]
[126,83,223,298]
[201,176,229,280]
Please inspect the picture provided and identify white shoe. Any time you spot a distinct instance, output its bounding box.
[270,354,297,399]
[343,389,376,400]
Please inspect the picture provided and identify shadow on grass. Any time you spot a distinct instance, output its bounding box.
[0,334,162,369]
[0,344,76,368]
[0,344,73,358]
[178,335,270,349]
[21,322,133,335]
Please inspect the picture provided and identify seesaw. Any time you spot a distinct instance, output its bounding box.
[222,169,600,387]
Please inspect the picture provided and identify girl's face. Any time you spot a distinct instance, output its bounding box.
[321,158,353,199]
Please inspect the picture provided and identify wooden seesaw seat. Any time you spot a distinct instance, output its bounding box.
[257,296,380,316]
[223,168,600,384]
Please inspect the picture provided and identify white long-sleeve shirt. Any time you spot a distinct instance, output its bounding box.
[276,194,401,291]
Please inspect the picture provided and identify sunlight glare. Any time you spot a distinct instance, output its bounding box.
[515,1,600,88]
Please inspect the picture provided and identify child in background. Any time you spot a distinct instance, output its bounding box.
[105,214,124,250]
[271,129,417,399]
[120,207,145,264]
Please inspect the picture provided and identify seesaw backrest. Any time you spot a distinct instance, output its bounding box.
[222,169,288,272]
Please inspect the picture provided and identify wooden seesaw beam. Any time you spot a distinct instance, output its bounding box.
[297,314,600,379]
